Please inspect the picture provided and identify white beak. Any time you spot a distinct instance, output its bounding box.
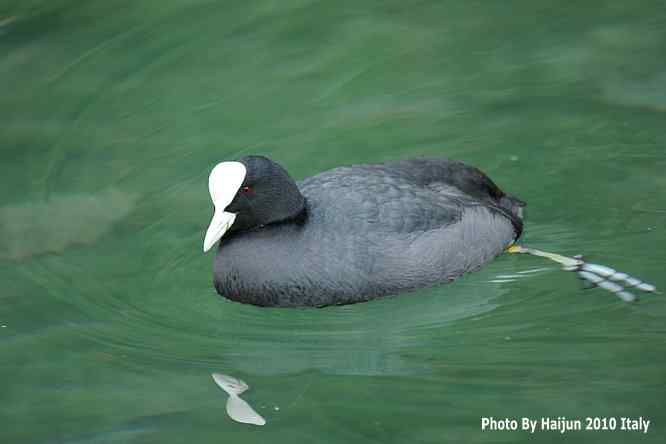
[203,161,247,253]
[203,210,237,252]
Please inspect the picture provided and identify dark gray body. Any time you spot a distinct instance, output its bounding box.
[213,158,524,307]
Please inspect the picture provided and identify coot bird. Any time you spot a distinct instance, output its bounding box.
[203,156,525,307]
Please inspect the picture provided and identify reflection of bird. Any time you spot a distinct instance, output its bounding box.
[203,156,525,307]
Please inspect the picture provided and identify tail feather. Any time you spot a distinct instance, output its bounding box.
[498,194,526,239]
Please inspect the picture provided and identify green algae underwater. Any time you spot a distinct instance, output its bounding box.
[2,1,666,443]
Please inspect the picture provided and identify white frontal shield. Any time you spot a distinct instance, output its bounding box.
[203,161,247,252]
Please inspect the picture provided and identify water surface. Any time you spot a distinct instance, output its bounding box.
[2,1,666,443]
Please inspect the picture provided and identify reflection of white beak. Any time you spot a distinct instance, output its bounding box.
[211,373,266,426]
[203,211,237,252]
[203,161,247,253]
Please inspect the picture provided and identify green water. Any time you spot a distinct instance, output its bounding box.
[2,1,666,443]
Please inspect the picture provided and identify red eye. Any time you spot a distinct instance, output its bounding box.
[241,186,252,194]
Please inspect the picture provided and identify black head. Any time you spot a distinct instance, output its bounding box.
[203,156,306,251]
[227,156,305,232]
